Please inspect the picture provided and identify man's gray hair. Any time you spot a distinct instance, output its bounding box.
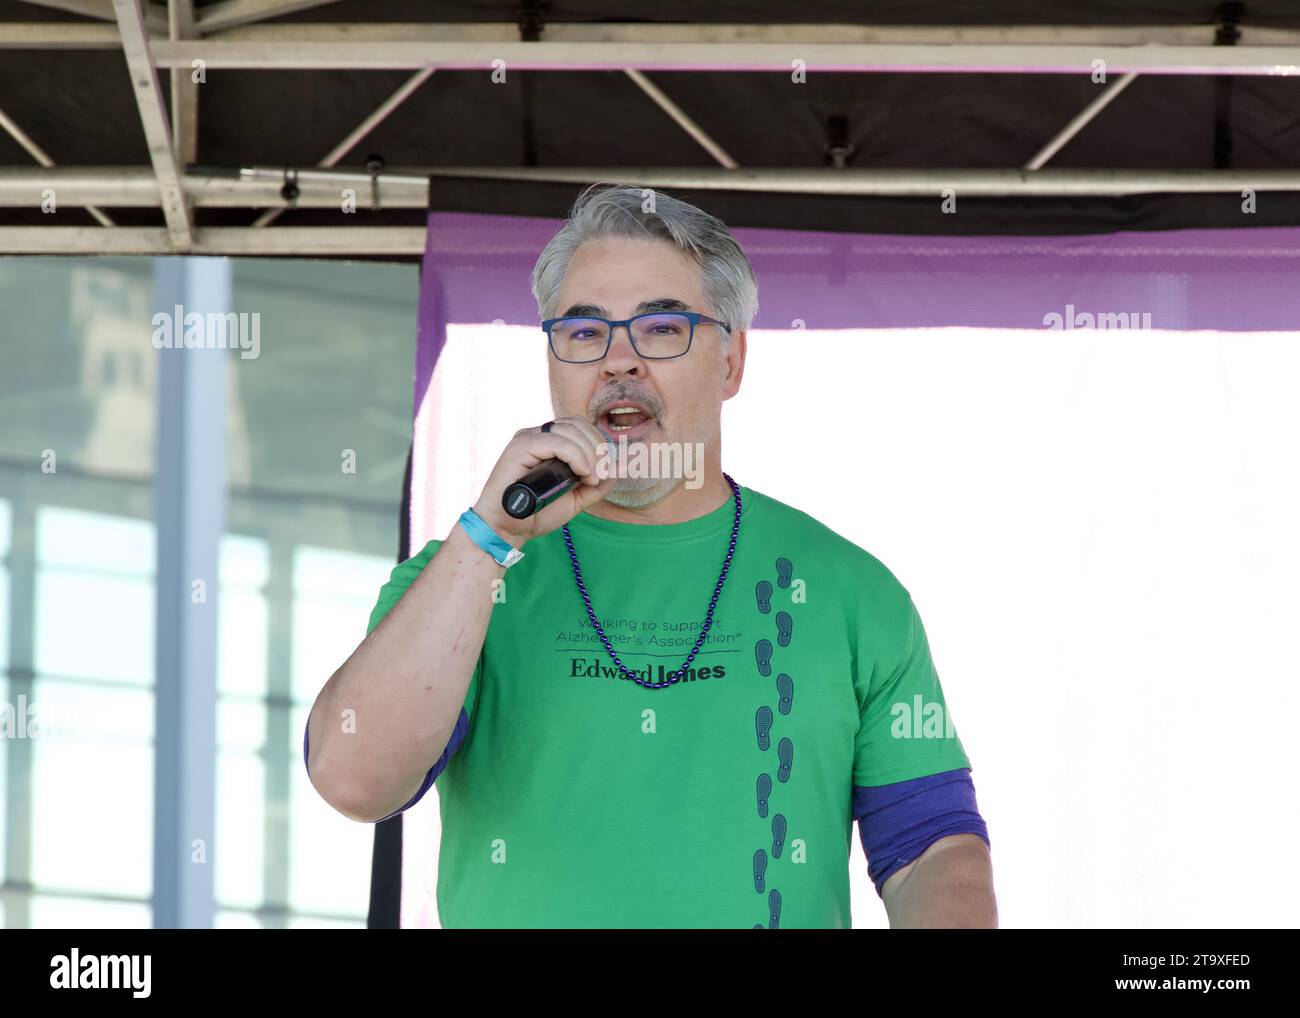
[530,183,759,344]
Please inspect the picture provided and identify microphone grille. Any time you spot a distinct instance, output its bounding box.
[597,428,618,465]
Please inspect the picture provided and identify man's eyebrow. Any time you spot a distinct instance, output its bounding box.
[560,298,692,317]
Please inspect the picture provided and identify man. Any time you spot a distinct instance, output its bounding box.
[305,183,995,929]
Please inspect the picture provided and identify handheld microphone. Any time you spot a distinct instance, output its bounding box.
[502,430,618,519]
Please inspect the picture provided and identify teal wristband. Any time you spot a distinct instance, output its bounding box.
[458,508,524,568]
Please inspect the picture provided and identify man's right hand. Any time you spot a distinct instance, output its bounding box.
[471,417,618,548]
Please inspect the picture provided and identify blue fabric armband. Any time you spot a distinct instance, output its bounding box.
[458,507,524,568]
[853,767,990,898]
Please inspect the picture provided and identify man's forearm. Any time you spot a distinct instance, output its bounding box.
[307,523,504,821]
[883,834,997,928]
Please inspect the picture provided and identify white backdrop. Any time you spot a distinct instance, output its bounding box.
[405,323,1300,928]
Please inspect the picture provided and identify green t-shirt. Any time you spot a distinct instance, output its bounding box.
[365,485,972,928]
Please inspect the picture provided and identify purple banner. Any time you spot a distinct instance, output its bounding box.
[416,212,1300,423]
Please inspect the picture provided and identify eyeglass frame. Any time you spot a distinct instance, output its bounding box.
[541,310,732,363]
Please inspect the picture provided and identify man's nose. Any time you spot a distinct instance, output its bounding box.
[602,323,644,376]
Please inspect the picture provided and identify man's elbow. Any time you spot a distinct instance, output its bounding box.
[883,834,997,928]
[308,760,399,824]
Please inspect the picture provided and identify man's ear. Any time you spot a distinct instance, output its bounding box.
[722,329,746,400]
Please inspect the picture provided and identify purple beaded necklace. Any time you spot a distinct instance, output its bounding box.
[561,473,742,690]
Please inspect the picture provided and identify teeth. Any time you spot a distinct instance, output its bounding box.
[604,406,650,432]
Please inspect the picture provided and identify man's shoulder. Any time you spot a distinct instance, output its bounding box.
[380,536,443,593]
[744,487,910,599]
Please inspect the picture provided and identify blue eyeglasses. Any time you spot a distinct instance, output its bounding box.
[542,311,731,363]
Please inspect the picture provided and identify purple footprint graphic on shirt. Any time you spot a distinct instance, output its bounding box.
[776,672,794,715]
[775,557,793,589]
[756,772,771,817]
[777,737,794,783]
[755,706,773,751]
[750,561,796,925]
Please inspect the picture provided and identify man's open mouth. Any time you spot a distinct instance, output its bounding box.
[599,404,656,434]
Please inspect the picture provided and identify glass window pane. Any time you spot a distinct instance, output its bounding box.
[34,507,155,686]
[289,914,365,929]
[227,259,417,500]
[34,570,154,686]
[28,895,152,930]
[218,535,269,699]
[215,910,264,929]
[0,674,7,883]
[287,704,370,918]
[0,259,156,477]
[29,679,153,898]
[2,254,420,928]
[290,546,395,706]
[36,506,154,574]
[0,499,10,673]
[222,257,418,927]
[216,746,264,911]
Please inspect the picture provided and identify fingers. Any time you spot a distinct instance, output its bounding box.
[475,417,617,546]
[538,418,610,485]
[519,430,598,482]
[544,416,608,454]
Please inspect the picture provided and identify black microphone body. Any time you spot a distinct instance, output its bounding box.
[503,427,619,519]
[503,461,579,519]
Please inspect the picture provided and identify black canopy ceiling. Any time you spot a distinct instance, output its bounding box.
[4,0,1300,252]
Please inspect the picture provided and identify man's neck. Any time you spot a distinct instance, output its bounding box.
[582,471,733,526]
